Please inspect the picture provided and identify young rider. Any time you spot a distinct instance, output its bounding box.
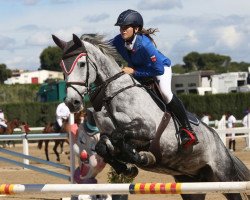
[0,109,7,131]
[110,9,198,147]
[54,102,70,132]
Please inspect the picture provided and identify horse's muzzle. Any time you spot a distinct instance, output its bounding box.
[64,98,83,113]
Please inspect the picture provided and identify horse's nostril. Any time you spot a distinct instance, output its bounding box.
[74,100,80,106]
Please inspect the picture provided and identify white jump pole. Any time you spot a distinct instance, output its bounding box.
[1,182,250,195]
[69,113,75,183]
[22,133,29,166]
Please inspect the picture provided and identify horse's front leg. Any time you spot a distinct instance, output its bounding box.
[95,135,138,178]
[45,141,50,161]
[112,131,156,167]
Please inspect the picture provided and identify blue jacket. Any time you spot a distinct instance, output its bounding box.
[111,34,171,78]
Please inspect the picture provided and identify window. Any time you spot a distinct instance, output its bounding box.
[176,90,185,94]
[189,89,197,94]
[175,83,183,88]
[237,80,245,87]
[188,83,196,87]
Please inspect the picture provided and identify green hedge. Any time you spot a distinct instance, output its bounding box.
[0,92,249,126]
[1,102,58,127]
[179,92,250,120]
[0,84,39,103]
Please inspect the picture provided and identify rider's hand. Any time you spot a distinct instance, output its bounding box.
[122,67,134,75]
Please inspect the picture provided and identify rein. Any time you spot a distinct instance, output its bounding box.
[64,51,140,112]
[89,72,140,112]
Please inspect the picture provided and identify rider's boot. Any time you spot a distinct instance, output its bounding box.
[167,94,199,148]
[53,121,61,133]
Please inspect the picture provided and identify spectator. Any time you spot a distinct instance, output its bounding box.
[54,102,70,132]
[217,113,226,129]
[226,111,236,152]
[0,109,7,130]
[20,121,31,134]
[73,107,106,184]
[242,107,250,148]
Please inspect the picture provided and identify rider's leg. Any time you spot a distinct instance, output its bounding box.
[0,121,7,132]
[156,67,198,147]
[53,118,62,132]
[0,121,7,128]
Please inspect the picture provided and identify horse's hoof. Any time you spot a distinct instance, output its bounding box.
[139,151,156,166]
[122,165,138,178]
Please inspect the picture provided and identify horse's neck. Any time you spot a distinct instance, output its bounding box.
[105,73,137,96]
[97,62,120,83]
[6,122,15,133]
[86,43,121,82]
[62,122,71,132]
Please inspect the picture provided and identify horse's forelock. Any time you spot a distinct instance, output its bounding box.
[63,40,86,58]
[61,40,87,73]
[80,34,118,59]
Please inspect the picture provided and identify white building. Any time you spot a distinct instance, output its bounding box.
[172,71,214,95]
[4,70,64,84]
[172,71,249,95]
[211,72,248,94]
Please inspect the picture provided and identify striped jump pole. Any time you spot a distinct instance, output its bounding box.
[1,182,250,195]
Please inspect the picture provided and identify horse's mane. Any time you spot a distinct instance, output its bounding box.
[80,34,119,60]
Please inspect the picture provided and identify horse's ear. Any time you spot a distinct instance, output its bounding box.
[73,34,83,47]
[52,34,67,50]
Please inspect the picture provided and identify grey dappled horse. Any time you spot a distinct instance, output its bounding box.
[52,33,250,200]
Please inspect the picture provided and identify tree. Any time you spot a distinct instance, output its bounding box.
[183,51,200,71]
[39,46,62,71]
[0,64,12,83]
[182,52,233,73]
[197,53,231,72]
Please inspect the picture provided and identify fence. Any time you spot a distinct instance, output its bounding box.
[0,113,76,183]
[0,113,249,184]
[1,182,250,195]
[213,113,250,150]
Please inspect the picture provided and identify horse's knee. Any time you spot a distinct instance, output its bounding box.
[95,135,115,156]
[95,140,108,157]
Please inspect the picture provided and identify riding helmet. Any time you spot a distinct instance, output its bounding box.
[115,9,143,28]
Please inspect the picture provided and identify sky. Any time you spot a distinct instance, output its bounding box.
[0,0,250,71]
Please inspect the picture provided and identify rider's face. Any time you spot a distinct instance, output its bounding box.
[120,25,139,40]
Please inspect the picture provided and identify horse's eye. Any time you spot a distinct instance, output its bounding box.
[79,62,85,68]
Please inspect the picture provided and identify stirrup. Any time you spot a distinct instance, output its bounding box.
[180,128,199,148]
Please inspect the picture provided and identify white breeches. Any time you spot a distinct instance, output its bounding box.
[0,121,7,128]
[156,66,173,104]
[56,118,63,127]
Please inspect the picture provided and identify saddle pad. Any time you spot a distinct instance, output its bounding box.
[187,111,200,126]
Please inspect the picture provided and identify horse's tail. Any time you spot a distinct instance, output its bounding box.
[38,140,43,149]
[206,124,250,181]
[230,154,250,181]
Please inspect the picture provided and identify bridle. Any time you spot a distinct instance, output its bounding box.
[61,52,98,99]
[62,50,139,114]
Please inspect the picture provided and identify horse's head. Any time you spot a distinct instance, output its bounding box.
[52,34,94,112]
[52,34,120,113]
[12,118,21,128]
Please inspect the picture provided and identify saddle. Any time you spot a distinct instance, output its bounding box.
[0,124,7,132]
[139,78,200,126]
